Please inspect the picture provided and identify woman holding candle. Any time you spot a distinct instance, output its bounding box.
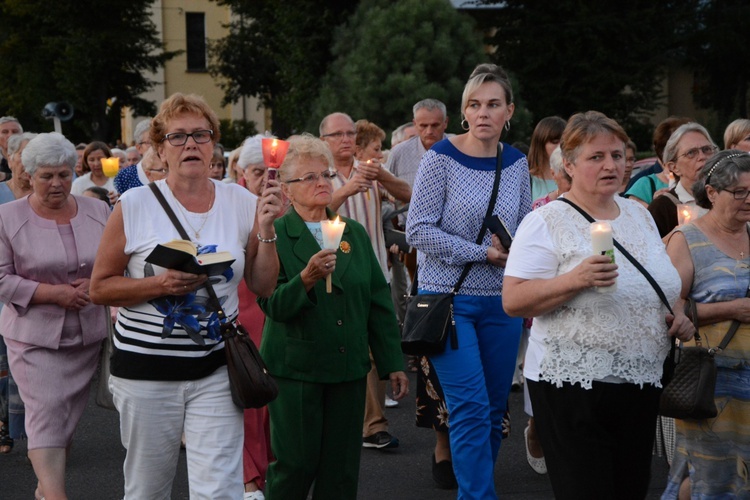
[405,63,531,499]
[503,111,694,500]
[71,141,119,204]
[647,123,718,237]
[0,132,110,500]
[662,150,750,498]
[258,133,408,500]
[90,93,282,499]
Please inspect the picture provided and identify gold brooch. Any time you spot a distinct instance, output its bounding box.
[339,241,351,253]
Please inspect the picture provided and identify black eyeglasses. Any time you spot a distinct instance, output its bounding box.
[723,188,750,201]
[162,130,213,146]
[678,145,716,160]
[284,170,337,184]
[321,131,356,140]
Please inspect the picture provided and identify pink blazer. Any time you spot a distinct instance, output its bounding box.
[0,195,109,349]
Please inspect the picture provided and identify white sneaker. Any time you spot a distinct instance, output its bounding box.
[243,491,265,500]
[385,395,399,408]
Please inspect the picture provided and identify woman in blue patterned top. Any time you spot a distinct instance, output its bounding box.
[405,63,531,499]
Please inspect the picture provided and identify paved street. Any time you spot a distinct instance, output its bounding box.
[1,363,670,499]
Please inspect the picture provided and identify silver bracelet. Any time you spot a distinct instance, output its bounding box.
[257,233,277,243]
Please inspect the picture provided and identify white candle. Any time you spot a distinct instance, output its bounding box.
[590,221,616,293]
[320,217,346,293]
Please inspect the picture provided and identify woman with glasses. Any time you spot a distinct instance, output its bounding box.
[663,150,750,498]
[258,133,408,499]
[90,93,282,499]
[648,123,718,237]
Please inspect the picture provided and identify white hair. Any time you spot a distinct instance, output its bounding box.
[21,133,77,176]
[238,134,267,169]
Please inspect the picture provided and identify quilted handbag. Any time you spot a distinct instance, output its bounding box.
[659,298,739,420]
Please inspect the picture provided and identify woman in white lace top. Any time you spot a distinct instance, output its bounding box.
[503,111,694,500]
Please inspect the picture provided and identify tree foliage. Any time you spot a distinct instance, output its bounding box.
[685,0,750,128]
[0,0,176,142]
[308,0,487,140]
[210,0,358,137]
[472,0,692,147]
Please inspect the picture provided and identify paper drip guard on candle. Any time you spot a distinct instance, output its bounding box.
[261,137,290,181]
[320,217,346,293]
[101,157,120,177]
[590,221,616,293]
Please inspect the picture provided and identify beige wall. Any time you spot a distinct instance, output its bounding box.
[122,0,267,144]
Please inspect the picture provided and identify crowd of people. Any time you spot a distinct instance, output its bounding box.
[0,62,749,500]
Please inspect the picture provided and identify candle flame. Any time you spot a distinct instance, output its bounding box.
[333,216,341,225]
[272,138,278,148]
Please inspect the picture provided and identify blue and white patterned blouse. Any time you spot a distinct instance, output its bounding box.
[406,139,531,296]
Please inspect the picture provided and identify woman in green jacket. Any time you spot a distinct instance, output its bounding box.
[258,133,408,500]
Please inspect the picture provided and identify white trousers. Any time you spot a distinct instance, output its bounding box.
[110,366,243,500]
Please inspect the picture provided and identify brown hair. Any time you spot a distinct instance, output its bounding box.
[82,141,112,174]
[560,111,629,165]
[527,116,566,177]
[355,120,385,151]
[653,116,691,163]
[150,93,221,147]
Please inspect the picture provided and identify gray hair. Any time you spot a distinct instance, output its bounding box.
[319,112,353,137]
[133,119,151,144]
[549,145,564,176]
[7,132,38,158]
[693,149,750,209]
[391,123,411,146]
[125,146,138,155]
[21,133,77,176]
[238,134,267,169]
[0,116,22,132]
[663,122,716,164]
[412,99,447,120]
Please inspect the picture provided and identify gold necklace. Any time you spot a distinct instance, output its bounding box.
[170,184,215,240]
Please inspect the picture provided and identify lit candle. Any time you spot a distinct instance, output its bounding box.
[363,160,371,200]
[101,157,120,177]
[677,204,699,226]
[590,221,616,293]
[261,137,290,181]
[320,216,346,293]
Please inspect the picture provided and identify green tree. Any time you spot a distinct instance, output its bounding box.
[309,0,487,140]
[210,0,358,137]
[472,0,693,147]
[0,0,176,142]
[685,0,750,131]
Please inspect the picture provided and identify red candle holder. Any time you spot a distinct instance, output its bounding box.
[261,138,290,181]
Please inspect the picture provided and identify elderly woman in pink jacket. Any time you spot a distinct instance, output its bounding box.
[0,133,109,500]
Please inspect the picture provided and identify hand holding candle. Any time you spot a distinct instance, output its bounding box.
[320,217,346,293]
[101,157,120,177]
[677,204,700,226]
[261,137,290,181]
[590,221,616,293]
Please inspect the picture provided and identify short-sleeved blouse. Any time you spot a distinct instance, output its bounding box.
[505,196,681,389]
[111,179,257,381]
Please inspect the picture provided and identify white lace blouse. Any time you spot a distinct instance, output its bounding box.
[505,196,681,389]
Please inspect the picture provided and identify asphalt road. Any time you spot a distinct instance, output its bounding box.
[1,363,670,499]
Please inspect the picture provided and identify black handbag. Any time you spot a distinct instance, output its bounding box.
[149,183,279,409]
[401,143,503,356]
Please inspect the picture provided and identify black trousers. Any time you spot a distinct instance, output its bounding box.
[527,379,660,500]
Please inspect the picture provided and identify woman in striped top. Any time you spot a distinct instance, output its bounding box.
[90,93,282,499]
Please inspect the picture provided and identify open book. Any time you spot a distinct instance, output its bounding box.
[145,240,235,276]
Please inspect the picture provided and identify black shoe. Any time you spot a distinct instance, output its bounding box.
[432,453,458,489]
[362,431,399,449]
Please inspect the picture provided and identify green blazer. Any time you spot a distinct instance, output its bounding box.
[258,207,403,384]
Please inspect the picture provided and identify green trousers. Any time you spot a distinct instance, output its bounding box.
[265,376,367,500]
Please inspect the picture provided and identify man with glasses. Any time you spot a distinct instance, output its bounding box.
[115,119,152,194]
[320,112,411,451]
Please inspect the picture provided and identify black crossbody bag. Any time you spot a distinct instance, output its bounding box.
[149,183,278,409]
[401,143,503,356]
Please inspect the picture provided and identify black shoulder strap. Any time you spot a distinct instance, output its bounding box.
[148,182,227,322]
[557,197,673,315]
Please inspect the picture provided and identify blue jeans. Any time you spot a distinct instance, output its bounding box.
[428,293,522,500]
